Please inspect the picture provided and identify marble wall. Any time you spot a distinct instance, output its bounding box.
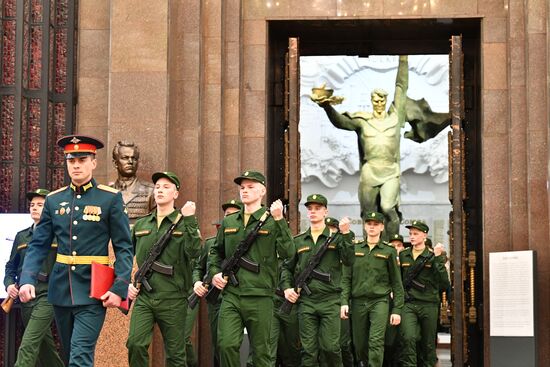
[76,1,549,366]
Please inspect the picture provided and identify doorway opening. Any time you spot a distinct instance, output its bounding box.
[267,18,482,366]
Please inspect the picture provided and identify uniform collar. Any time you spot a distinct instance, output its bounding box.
[149,208,178,223]
[408,245,431,258]
[361,238,383,249]
[70,178,95,193]
[240,205,266,221]
[304,225,329,240]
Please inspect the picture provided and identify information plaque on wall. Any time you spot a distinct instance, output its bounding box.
[489,250,537,367]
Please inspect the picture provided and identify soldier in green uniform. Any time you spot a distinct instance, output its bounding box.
[269,256,301,367]
[19,135,134,367]
[326,217,354,367]
[126,171,201,367]
[282,194,355,367]
[389,233,405,256]
[399,221,450,367]
[341,212,404,367]
[209,170,295,367]
[4,189,64,367]
[383,233,406,367]
[183,304,199,367]
[192,199,242,367]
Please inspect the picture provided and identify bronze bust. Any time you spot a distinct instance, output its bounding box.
[110,141,154,221]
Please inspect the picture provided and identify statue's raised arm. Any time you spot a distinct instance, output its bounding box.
[392,55,409,125]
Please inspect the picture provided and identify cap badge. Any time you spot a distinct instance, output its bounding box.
[244,171,249,176]
[70,137,81,144]
[371,213,375,217]
[231,200,235,204]
[312,195,317,199]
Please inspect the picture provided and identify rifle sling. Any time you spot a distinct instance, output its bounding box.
[404,251,434,290]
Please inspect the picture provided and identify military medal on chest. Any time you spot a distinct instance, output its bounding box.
[56,201,69,215]
[83,205,102,221]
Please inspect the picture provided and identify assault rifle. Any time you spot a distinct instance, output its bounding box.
[403,251,434,301]
[134,213,183,293]
[187,273,209,309]
[279,229,339,314]
[1,284,17,314]
[3,273,47,314]
[204,211,270,304]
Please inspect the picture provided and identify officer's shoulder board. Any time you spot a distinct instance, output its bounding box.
[352,239,363,244]
[47,186,68,196]
[97,184,119,194]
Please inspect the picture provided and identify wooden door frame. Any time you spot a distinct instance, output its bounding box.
[267,19,483,366]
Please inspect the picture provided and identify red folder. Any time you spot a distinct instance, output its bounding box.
[90,261,129,313]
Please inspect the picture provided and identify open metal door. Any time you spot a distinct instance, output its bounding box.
[284,37,301,233]
[449,34,479,366]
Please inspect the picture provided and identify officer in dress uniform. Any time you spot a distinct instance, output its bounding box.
[4,189,64,367]
[18,135,134,367]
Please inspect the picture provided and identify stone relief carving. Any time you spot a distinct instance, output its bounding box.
[301,135,356,188]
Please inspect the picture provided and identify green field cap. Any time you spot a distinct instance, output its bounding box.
[152,171,181,190]
[304,194,328,207]
[364,212,384,223]
[406,220,429,233]
[233,170,266,186]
